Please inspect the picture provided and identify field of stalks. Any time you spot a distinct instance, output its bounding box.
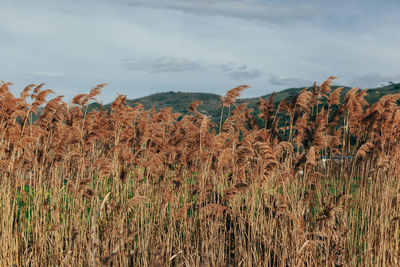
[1,76,400,266]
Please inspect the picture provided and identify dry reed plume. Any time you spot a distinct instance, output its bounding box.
[0,77,400,266]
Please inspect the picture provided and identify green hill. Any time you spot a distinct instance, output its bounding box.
[87,82,400,124]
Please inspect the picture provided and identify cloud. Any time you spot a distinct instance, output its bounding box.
[350,72,400,88]
[25,71,69,78]
[212,63,261,80]
[228,69,261,80]
[269,74,312,87]
[120,57,203,73]
[213,63,236,73]
[121,57,262,80]
[123,0,316,24]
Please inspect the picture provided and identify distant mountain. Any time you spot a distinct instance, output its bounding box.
[87,82,400,124]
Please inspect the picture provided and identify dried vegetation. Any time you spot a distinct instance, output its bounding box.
[0,77,400,266]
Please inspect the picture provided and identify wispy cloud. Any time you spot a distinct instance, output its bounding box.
[213,63,236,73]
[229,69,261,80]
[213,63,261,80]
[269,74,312,87]
[120,57,203,73]
[121,57,262,80]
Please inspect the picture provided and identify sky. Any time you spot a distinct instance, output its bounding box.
[1,0,400,103]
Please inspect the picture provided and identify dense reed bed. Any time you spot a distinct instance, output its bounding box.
[0,77,400,266]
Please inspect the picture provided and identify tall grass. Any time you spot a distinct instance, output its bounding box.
[0,77,399,266]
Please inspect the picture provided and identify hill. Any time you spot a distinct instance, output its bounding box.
[87,82,400,124]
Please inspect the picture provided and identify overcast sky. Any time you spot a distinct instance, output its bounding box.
[1,0,400,103]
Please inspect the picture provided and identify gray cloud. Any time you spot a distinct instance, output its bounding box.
[229,69,261,80]
[269,74,312,87]
[120,57,203,73]
[121,57,262,80]
[212,63,261,80]
[123,0,316,24]
[213,63,236,73]
[350,72,400,88]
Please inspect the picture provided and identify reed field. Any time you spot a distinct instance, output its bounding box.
[1,76,400,266]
